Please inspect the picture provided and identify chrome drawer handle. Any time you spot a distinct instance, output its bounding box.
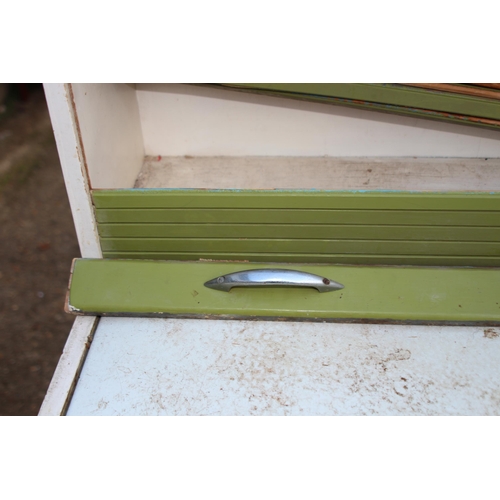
[204,269,344,293]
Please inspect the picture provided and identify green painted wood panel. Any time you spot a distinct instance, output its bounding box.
[68,259,500,323]
[207,85,500,130]
[92,190,500,266]
[99,238,500,256]
[93,190,500,211]
[98,223,500,241]
[95,209,500,226]
[101,252,500,267]
[201,83,500,129]
[218,84,500,121]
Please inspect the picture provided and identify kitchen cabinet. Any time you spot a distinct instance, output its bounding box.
[39,84,500,415]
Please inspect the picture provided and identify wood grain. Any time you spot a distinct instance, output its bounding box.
[404,83,500,100]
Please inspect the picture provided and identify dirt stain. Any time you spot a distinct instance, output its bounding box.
[484,328,499,339]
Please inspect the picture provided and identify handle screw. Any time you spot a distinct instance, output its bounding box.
[322,278,330,285]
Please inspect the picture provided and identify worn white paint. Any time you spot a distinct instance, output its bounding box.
[135,155,500,191]
[39,316,99,416]
[135,84,500,158]
[43,84,102,257]
[67,318,500,416]
[70,84,145,189]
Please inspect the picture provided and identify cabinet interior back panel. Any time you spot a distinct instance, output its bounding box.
[135,84,500,157]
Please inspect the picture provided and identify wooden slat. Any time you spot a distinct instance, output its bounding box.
[95,209,500,227]
[471,84,500,90]
[219,83,500,121]
[67,259,500,323]
[93,190,500,211]
[100,238,500,257]
[97,223,500,242]
[101,252,500,267]
[205,84,500,129]
[404,84,500,101]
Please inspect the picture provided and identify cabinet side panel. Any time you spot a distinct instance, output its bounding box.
[71,83,144,188]
[43,83,101,257]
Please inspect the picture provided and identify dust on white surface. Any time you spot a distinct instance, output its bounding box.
[134,156,500,191]
[67,318,500,416]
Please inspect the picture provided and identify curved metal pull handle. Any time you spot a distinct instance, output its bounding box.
[204,269,344,293]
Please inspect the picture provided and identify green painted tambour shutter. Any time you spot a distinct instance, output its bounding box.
[93,190,500,267]
[205,83,500,130]
[74,189,500,322]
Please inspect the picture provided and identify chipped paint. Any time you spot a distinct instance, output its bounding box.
[484,328,500,339]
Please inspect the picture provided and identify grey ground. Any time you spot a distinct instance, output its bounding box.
[0,86,79,415]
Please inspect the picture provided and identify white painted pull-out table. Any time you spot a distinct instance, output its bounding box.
[63,317,500,416]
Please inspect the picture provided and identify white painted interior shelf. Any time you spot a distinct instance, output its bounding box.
[133,156,500,191]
